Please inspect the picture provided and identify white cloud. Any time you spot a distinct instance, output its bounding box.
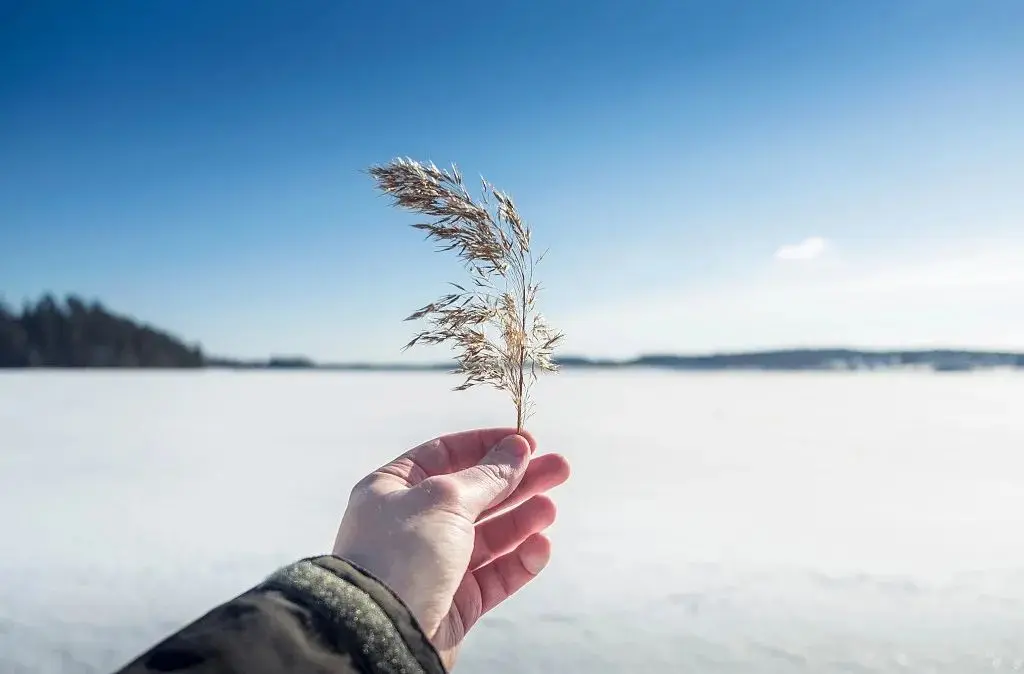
[561,241,1024,357]
[775,236,828,261]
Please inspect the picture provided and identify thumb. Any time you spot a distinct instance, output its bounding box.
[446,434,531,518]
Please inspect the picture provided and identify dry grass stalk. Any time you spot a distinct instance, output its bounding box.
[367,157,563,432]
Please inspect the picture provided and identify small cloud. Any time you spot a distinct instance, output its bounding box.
[775,236,828,261]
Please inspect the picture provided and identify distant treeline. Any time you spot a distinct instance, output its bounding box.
[565,350,1024,372]
[0,294,203,367]
[3,293,1024,372]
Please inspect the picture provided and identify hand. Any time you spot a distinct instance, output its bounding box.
[332,428,571,669]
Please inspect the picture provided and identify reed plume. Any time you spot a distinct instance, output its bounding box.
[367,158,563,432]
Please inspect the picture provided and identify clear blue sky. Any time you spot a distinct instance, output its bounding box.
[2,1,1022,361]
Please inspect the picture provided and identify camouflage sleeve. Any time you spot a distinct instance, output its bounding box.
[113,556,447,674]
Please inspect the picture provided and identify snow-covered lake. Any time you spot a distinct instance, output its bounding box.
[2,370,1024,673]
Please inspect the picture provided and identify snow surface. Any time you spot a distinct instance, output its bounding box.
[2,370,1024,672]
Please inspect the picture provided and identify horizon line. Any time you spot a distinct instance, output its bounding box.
[213,346,1024,369]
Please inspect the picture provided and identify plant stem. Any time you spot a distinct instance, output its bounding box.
[516,253,528,433]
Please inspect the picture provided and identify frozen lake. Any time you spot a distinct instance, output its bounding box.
[2,370,1024,672]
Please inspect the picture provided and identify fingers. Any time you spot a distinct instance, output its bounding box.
[478,533,551,613]
[453,534,551,633]
[479,452,570,521]
[469,494,556,571]
[376,428,538,486]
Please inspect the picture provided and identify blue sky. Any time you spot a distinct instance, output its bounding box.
[2,1,1022,361]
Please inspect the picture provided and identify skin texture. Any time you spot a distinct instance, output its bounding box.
[333,428,571,670]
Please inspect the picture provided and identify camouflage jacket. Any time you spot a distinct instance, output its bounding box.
[114,556,447,674]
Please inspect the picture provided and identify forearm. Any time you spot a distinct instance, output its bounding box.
[114,556,446,674]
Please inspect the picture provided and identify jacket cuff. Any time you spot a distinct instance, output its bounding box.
[259,556,446,674]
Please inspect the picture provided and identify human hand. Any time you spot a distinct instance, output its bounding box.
[332,428,571,669]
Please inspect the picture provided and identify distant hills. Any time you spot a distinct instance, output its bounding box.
[2,294,1021,372]
[562,350,1024,372]
[213,350,1023,373]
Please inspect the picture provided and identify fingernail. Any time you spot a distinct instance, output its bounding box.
[494,435,528,460]
[521,546,549,575]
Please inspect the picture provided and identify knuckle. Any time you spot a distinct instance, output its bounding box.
[421,475,462,508]
[348,474,383,505]
[476,463,513,493]
[348,476,370,500]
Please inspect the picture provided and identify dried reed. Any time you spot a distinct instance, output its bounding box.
[367,158,563,432]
